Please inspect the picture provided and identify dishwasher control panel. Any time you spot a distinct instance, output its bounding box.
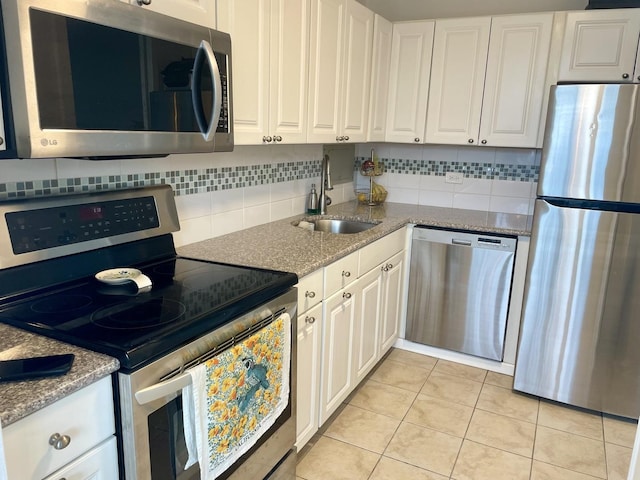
[412,226,516,252]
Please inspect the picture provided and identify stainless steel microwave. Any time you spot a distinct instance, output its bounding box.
[0,0,233,159]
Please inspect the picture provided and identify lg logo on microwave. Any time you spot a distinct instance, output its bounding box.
[40,138,58,147]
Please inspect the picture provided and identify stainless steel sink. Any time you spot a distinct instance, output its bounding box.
[298,218,378,234]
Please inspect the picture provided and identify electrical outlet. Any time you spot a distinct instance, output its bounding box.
[445,172,463,184]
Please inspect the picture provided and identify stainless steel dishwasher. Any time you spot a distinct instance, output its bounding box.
[406,227,517,361]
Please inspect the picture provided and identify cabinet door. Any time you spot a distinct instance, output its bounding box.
[319,287,356,425]
[129,0,216,27]
[217,0,270,144]
[379,250,405,355]
[339,0,374,143]
[296,302,322,449]
[479,13,553,148]
[367,14,393,142]
[353,267,382,384]
[559,9,640,82]
[307,0,345,143]
[425,17,491,146]
[269,0,310,144]
[385,21,435,144]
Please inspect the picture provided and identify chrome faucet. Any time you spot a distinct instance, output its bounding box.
[319,154,333,215]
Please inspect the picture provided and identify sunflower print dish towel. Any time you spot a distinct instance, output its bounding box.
[182,313,291,479]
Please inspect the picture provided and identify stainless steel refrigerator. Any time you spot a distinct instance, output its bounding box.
[514,84,640,419]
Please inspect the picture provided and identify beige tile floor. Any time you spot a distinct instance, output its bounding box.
[296,348,638,480]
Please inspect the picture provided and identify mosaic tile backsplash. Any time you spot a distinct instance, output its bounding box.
[0,161,322,200]
[0,155,537,199]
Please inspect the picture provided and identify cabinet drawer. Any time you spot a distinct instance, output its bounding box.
[324,251,359,297]
[359,227,406,275]
[4,376,116,480]
[43,436,119,480]
[297,269,324,313]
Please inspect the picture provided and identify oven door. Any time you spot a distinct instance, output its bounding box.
[117,290,297,480]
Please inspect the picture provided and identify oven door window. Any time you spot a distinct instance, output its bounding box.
[148,395,199,480]
[147,392,292,480]
[28,8,213,133]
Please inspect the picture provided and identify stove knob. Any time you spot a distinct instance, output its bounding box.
[49,433,71,450]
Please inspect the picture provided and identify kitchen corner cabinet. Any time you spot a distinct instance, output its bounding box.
[4,376,118,480]
[426,13,553,148]
[367,14,393,142]
[125,0,216,27]
[217,0,310,145]
[558,9,640,82]
[295,269,323,450]
[307,0,374,144]
[385,21,435,144]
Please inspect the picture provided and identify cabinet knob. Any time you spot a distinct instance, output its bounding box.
[342,271,351,278]
[336,136,344,142]
[382,263,394,272]
[344,136,349,141]
[274,135,283,142]
[468,138,474,144]
[49,433,71,450]
[136,0,152,4]
[305,316,316,324]
[623,73,630,79]
[414,138,420,143]
[305,291,316,298]
[481,139,487,145]
[343,292,352,299]
[0,137,4,146]
[263,136,273,143]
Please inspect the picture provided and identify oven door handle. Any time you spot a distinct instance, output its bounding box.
[135,372,192,405]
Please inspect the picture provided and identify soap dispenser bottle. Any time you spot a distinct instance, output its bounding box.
[307,184,319,214]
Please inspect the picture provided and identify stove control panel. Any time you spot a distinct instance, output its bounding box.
[6,196,160,254]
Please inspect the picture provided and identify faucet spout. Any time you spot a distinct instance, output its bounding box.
[319,154,333,214]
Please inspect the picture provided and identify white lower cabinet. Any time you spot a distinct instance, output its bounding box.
[4,376,117,480]
[319,282,357,425]
[296,228,407,449]
[296,302,322,449]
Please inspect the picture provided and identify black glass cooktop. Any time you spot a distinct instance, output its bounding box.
[0,257,297,371]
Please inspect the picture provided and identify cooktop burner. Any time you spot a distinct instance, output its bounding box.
[0,257,297,371]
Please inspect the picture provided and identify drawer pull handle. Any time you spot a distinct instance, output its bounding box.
[343,292,352,299]
[49,433,71,450]
[342,271,351,278]
[305,316,316,324]
[305,291,316,298]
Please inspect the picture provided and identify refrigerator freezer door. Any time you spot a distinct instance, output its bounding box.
[514,199,640,418]
[540,84,640,203]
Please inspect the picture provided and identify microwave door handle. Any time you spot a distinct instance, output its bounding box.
[191,40,222,142]
[134,372,192,405]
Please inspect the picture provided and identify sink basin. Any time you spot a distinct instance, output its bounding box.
[300,218,378,234]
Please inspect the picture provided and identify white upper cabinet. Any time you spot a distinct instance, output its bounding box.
[426,13,553,148]
[217,0,310,145]
[385,21,435,144]
[307,0,374,144]
[126,0,216,27]
[559,9,640,82]
[367,15,393,142]
[426,17,491,146]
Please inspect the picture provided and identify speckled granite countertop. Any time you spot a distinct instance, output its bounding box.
[0,324,119,427]
[178,201,532,278]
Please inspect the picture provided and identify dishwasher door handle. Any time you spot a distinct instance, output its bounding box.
[451,238,472,246]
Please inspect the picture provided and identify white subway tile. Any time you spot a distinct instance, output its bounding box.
[211,188,243,214]
[452,193,491,211]
[419,174,455,192]
[56,157,121,178]
[453,178,492,195]
[421,144,458,162]
[387,187,419,204]
[211,210,244,237]
[457,145,496,165]
[495,147,538,166]
[172,216,212,247]
[387,172,420,189]
[244,203,271,228]
[0,158,58,181]
[489,195,531,214]
[244,184,271,207]
[270,199,294,220]
[491,179,531,197]
[174,191,211,220]
[418,189,453,208]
